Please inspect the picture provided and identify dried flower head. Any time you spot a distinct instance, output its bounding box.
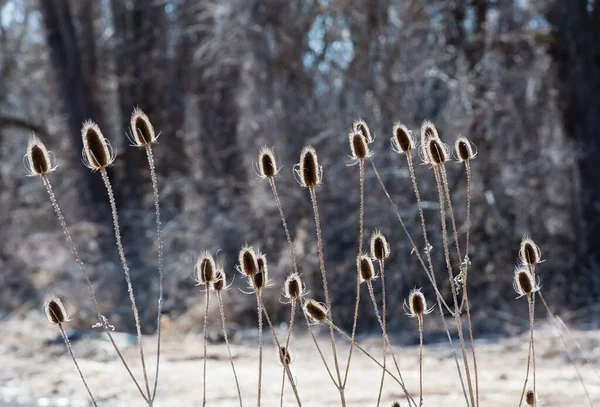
[81,120,115,171]
[238,245,258,277]
[514,267,538,297]
[304,298,327,323]
[197,252,217,285]
[349,131,370,161]
[257,147,278,179]
[404,288,432,318]
[370,231,390,261]
[392,403,401,407]
[391,122,415,153]
[420,120,439,145]
[44,297,68,325]
[130,107,156,147]
[294,145,322,188]
[25,137,56,176]
[213,267,227,292]
[252,253,269,290]
[284,273,304,300]
[353,118,373,143]
[519,237,542,266]
[424,138,448,165]
[525,390,536,406]
[279,346,292,365]
[454,136,476,162]
[358,254,375,282]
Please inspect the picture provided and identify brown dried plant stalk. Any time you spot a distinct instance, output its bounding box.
[202,288,211,406]
[215,290,243,406]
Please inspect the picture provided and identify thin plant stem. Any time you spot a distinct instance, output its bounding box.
[418,316,424,407]
[202,289,211,407]
[269,178,298,273]
[464,161,472,258]
[41,175,147,401]
[216,292,243,407]
[303,312,339,387]
[145,145,164,402]
[58,324,98,407]
[100,168,151,399]
[280,300,297,407]
[343,159,365,387]
[308,186,344,404]
[518,293,536,407]
[376,259,387,407]
[256,290,264,407]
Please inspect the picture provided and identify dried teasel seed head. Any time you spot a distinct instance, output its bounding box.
[81,120,114,171]
[370,231,390,261]
[392,122,414,153]
[25,137,55,176]
[420,120,439,145]
[44,297,68,325]
[349,131,370,160]
[514,267,535,296]
[130,107,156,147]
[213,267,226,291]
[197,252,216,285]
[392,403,401,407]
[296,145,322,188]
[358,254,375,282]
[425,138,448,165]
[525,390,536,406]
[304,298,327,323]
[353,118,373,143]
[258,147,277,179]
[252,253,268,290]
[519,237,541,266]
[405,289,428,317]
[284,273,303,300]
[239,245,258,277]
[279,346,292,365]
[455,136,474,162]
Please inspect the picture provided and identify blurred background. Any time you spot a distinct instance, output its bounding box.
[1,0,599,335]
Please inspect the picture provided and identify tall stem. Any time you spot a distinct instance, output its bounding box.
[376,259,387,407]
[256,290,263,407]
[100,168,151,399]
[269,178,298,273]
[418,316,424,407]
[280,300,297,407]
[202,289,210,407]
[217,292,243,407]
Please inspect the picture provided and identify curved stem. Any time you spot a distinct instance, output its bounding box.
[269,178,298,273]
[280,300,297,407]
[217,292,243,407]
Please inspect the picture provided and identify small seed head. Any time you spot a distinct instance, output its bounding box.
[213,267,226,291]
[392,403,401,407]
[349,131,369,160]
[279,346,292,365]
[44,297,68,325]
[197,252,216,285]
[514,267,536,296]
[130,107,156,147]
[258,147,277,179]
[353,119,373,143]
[420,120,439,145]
[392,122,414,153]
[525,390,536,406]
[519,237,541,266]
[304,298,327,323]
[252,253,268,290]
[358,254,375,282]
[239,246,258,277]
[455,136,475,162]
[370,231,390,261]
[296,145,322,188]
[25,137,55,176]
[426,138,448,165]
[284,273,303,300]
[405,289,428,317]
[82,120,114,171]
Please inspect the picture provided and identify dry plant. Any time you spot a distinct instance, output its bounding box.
[26,112,596,407]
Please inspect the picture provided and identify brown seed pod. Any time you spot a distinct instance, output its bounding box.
[197,252,216,285]
[81,120,114,171]
[279,346,292,365]
[44,297,68,325]
[405,289,429,317]
[25,137,54,176]
[304,299,327,323]
[130,107,156,147]
[284,273,303,300]
[239,246,258,277]
[370,231,390,261]
[258,147,277,179]
[519,237,541,266]
[420,120,439,145]
[455,136,475,162]
[514,267,536,296]
[295,145,322,188]
[426,138,448,165]
[392,403,401,407]
[358,254,375,282]
[213,268,226,291]
[392,122,414,153]
[349,131,369,161]
[353,119,373,143]
[525,389,536,405]
[252,253,268,290]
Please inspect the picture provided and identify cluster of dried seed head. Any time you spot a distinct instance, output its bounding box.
[353,118,373,144]
[238,245,259,277]
[418,120,450,166]
[349,131,370,161]
[420,120,439,145]
[279,346,292,365]
[44,297,68,325]
[358,254,375,282]
[454,136,476,162]
[197,252,217,285]
[130,107,157,147]
[81,120,115,171]
[304,298,327,323]
[370,231,390,261]
[391,122,415,154]
[25,137,56,176]
[252,253,269,290]
[284,273,304,301]
[525,390,536,406]
[519,237,542,266]
[257,147,278,179]
[404,289,431,318]
[513,267,538,297]
[295,146,323,188]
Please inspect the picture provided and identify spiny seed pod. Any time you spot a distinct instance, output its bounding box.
[519,237,541,266]
[44,297,68,325]
[25,137,55,176]
[353,118,373,143]
[405,289,428,318]
[295,145,322,188]
[525,390,536,406]
[197,252,216,285]
[425,138,448,165]
[284,273,303,300]
[455,136,475,162]
[252,253,268,290]
[279,346,292,365]
[349,131,369,161]
[239,246,258,277]
[392,403,401,407]
[213,268,226,291]
[514,267,536,296]
[358,254,375,282]
[81,120,115,171]
[420,120,439,145]
[130,107,156,147]
[258,147,277,179]
[392,122,414,153]
[370,231,390,261]
[304,299,327,323]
